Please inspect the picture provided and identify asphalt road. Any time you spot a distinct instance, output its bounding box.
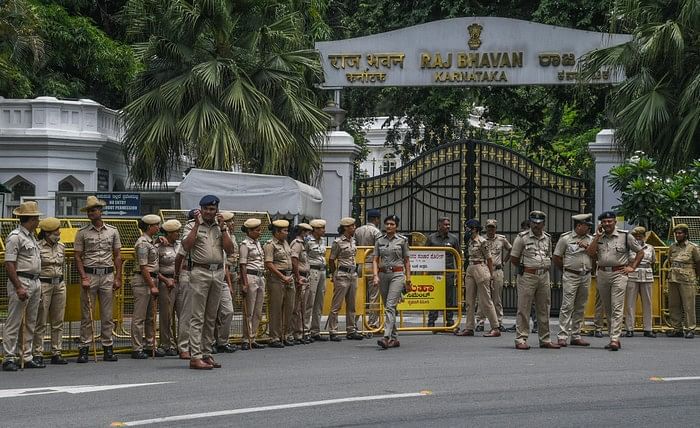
[2,322,700,427]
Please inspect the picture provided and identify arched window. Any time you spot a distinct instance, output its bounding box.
[4,176,35,202]
[58,181,74,192]
[382,153,397,174]
[58,175,84,192]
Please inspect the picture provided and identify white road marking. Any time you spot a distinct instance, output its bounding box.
[650,376,700,382]
[111,391,431,426]
[0,382,172,399]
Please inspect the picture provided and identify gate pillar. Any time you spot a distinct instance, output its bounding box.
[320,130,360,231]
[588,129,625,222]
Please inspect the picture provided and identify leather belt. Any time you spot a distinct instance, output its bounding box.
[192,263,223,271]
[564,268,591,276]
[40,276,64,284]
[470,260,483,265]
[337,266,356,274]
[280,269,293,276]
[299,271,310,278]
[310,264,326,271]
[637,263,651,268]
[380,266,404,273]
[17,272,40,280]
[85,266,114,275]
[598,265,625,272]
[160,273,175,278]
[494,265,502,270]
[245,269,264,277]
[523,267,548,275]
[671,262,691,268]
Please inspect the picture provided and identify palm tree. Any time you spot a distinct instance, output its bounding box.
[580,0,700,173]
[0,0,45,97]
[121,0,329,187]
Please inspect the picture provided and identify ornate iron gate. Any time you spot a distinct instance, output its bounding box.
[354,138,591,315]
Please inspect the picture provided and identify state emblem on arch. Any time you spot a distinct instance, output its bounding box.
[467,23,483,50]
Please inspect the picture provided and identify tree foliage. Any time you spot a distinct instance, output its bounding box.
[0,0,45,97]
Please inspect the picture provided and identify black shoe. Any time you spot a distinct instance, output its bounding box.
[498,325,506,332]
[666,330,684,337]
[329,334,342,342]
[685,331,695,339]
[251,342,266,349]
[131,350,149,359]
[346,332,364,340]
[427,321,435,328]
[24,359,45,369]
[103,345,118,362]
[531,326,538,334]
[216,344,237,353]
[311,334,328,342]
[240,342,250,350]
[625,330,634,338]
[144,348,166,357]
[475,324,484,332]
[210,345,219,354]
[643,331,656,338]
[269,341,284,348]
[2,360,18,372]
[51,354,68,365]
[76,347,89,363]
[594,331,604,338]
[293,339,304,345]
[305,335,315,343]
[283,340,295,346]
[32,356,46,368]
[164,348,178,357]
[505,325,517,333]
[301,337,312,344]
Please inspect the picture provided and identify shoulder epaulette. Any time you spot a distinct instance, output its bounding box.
[105,223,118,230]
[543,231,551,237]
[79,224,90,230]
[518,230,529,237]
[496,233,506,239]
[560,231,573,237]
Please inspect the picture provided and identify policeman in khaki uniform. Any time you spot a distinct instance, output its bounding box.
[2,201,43,371]
[213,211,237,353]
[239,218,266,350]
[304,219,328,342]
[157,219,182,356]
[264,219,295,348]
[328,217,364,341]
[457,219,500,337]
[476,219,511,331]
[290,223,312,344]
[354,208,382,329]
[74,196,123,363]
[511,210,560,350]
[131,214,164,359]
[625,226,656,338]
[666,224,700,339]
[174,211,196,360]
[554,214,593,347]
[586,211,643,351]
[181,195,235,370]
[33,217,68,365]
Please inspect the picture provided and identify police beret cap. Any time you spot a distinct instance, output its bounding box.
[465,219,481,229]
[297,223,313,231]
[529,210,546,223]
[199,195,220,206]
[631,226,646,235]
[162,219,182,232]
[597,211,616,220]
[243,218,262,229]
[485,219,497,227]
[340,217,356,226]
[367,208,381,218]
[310,219,326,228]
[141,214,161,225]
[39,217,60,232]
[220,210,234,221]
[272,219,290,228]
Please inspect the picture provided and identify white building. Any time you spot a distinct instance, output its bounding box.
[357,116,407,178]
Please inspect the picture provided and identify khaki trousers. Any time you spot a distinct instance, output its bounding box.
[158,280,177,350]
[131,276,155,352]
[33,279,66,356]
[593,290,606,332]
[215,282,234,345]
[2,278,41,363]
[557,271,590,341]
[379,272,404,340]
[596,271,628,342]
[515,272,551,345]
[188,267,224,360]
[668,281,696,332]
[291,278,306,339]
[304,269,326,335]
[477,269,504,325]
[464,265,498,331]
[268,276,295,342]
[328,272,357,334]
[175,270,193,353]
[80,272,115,348]
[242,274,265,343]
[625,281,653,331]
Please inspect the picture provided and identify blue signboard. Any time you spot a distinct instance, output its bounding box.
[96,193,141,217]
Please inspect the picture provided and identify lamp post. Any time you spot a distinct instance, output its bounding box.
[322,100,347,131]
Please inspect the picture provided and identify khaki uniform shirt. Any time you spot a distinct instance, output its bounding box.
[426,232,460,268]
[485,234,512,267]
[306,237,326,267]
[225,235,239,268]
[264,238,292,270]
[668,241,700,283]
[330,235,357,268]
[374,234,410,268]
[629,243,655,282]
[511,230,552,269]
[554,231,593,271]
[157,241,178,275]
[355,224,381,246]
[240,237,264,271]
[180,220,225,265]
[4,226,41,274]
[39,239,65,277]
[595,229,642,267]
[74,223,121,267]
[466,235,491,263]
[290,237,309,272]
[135,234,159,274]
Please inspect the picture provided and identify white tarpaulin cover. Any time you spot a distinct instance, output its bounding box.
[176,169,322,217]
